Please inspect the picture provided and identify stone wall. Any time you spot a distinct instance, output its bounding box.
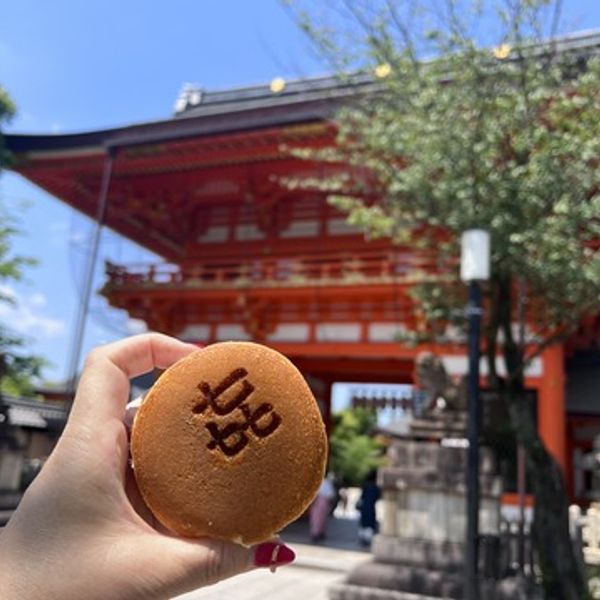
[329,433,508,599]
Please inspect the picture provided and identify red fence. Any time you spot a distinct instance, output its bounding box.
[105,249,455,290]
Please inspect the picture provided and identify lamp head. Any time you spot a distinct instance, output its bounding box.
[460,229,490,282]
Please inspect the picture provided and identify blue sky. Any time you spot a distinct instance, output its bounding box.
[0,0,599,384]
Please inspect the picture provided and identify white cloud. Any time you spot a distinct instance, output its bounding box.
[0,285,65,338]
[126,319,148,335]
[0,284,17,303]
[29,292,47,308]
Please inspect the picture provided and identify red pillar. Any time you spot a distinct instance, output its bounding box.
[538,344,567,474]
[304,374,333,435]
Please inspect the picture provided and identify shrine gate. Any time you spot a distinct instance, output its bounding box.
[5,71,600,502]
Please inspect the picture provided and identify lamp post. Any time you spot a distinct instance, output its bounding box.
[460,229,491,600]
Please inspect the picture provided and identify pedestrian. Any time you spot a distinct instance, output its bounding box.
[358,469,380,546]
[309,474,336,542]
[336,485,348,516]
[0,334,295,599]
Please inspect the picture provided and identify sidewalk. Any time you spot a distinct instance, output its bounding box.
[178,517,370,600]
[177,564,345,600]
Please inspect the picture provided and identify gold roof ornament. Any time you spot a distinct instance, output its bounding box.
[493,43,511,59]
[374,63,392,78]
[270,77,286,93]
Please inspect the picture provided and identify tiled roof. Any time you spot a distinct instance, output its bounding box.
[5,29,600,154]
[2,396,69,430]
[173,29,600,116]
[7,406,47,429]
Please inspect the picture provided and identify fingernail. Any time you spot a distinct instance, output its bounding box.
[254,542,296,568]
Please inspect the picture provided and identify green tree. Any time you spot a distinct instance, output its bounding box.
[0,86,44,396]
[285,1,599,597]
[0,86,15,164]
[330,407,383,486]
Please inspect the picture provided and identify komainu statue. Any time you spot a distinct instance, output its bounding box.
[414,351,467,415]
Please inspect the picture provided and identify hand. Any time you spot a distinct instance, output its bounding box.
[0,333,295,600]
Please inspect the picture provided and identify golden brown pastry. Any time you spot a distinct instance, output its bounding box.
[131,341,328,546]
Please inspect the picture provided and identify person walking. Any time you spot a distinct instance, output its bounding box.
[358,469,381,546]
[309,474,335,542]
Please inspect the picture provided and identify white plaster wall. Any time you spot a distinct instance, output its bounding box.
[178,324,211,342]
[266,323,310,342]
[196,225,228,243]
[216,324,251,341]
[316,323,361,342]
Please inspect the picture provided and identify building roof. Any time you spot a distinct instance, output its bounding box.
[3,28,599,258]
[173,28,600,116]
[6,27,600,156]
[173,73,376,118]
[4,74,373,157]
[2,396,69,431]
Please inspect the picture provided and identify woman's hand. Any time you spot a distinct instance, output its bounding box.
[0,333,294,600]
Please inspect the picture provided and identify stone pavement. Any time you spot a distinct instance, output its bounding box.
[178,562,344,600]
[177,517,370,600]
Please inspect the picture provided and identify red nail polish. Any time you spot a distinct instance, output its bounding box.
[254,542,296,568]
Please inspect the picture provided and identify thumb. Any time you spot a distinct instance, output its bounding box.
[136,536,296,598]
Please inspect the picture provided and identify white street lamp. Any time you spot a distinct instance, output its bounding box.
[460,229,491,282]
[461,229,491,600]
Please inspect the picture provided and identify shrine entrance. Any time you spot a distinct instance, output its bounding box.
[5,73,575,499]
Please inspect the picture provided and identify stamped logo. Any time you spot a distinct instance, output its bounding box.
[192,368,281,457]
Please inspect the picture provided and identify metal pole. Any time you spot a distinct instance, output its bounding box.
[65,147,116,398]
[517,444,527,570]
[516,278,527,571]
[466,279,482,600]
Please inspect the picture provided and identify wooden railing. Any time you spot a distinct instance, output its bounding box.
[104,249,455,291]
